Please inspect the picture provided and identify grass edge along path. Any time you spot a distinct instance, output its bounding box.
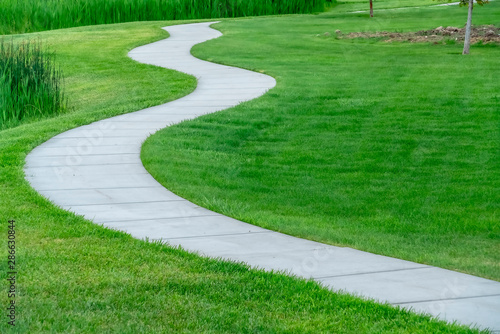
[0,21,482,333]
[141,3,500,281]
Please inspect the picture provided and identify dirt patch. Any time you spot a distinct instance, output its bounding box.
[336,25,500,44]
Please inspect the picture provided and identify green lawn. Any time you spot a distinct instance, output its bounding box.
[0,20,481,333]
[142,2,500,281]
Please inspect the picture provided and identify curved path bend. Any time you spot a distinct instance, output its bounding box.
[25,22,500,331]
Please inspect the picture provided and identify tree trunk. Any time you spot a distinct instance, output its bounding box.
[369,0,374,17]
[463,0,474,55]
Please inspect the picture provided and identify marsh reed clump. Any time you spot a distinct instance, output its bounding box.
[0,40,66,129]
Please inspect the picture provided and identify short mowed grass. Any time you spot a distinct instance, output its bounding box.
[0,20,480,333]
[142,2,500,281]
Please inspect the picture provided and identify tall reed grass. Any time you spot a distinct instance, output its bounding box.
[0,0,328,35]
[0,40,66,129]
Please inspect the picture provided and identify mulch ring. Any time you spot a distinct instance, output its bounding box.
[335,25,500,44]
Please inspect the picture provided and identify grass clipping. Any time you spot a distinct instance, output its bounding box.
[0,40,67,129]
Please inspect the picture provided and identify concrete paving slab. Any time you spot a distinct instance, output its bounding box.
[165,99,238,108]
[29,144,140,157]
[89,121,173,131]
[135,106,218,115]
[52,126,156,139]
[103,114,200,123]
[192,92,268,101]
[318,267,500,304]
[38,186,180,206]
[207,247,428,279]
[27,172,160,190]
[101,115,199,124]
[24,21,500,332]
[68,201,214,223]
[25,163,148,177]
[103,215,267,240]
[164,231,329,257]
[25,153,139,167]
[69,130,156,138]
[37,136,144,148]
[397,295,500,332]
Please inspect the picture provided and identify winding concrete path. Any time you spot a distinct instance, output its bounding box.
[25,22,500,332]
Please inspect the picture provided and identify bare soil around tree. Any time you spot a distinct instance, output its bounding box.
[337,25,500,44]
